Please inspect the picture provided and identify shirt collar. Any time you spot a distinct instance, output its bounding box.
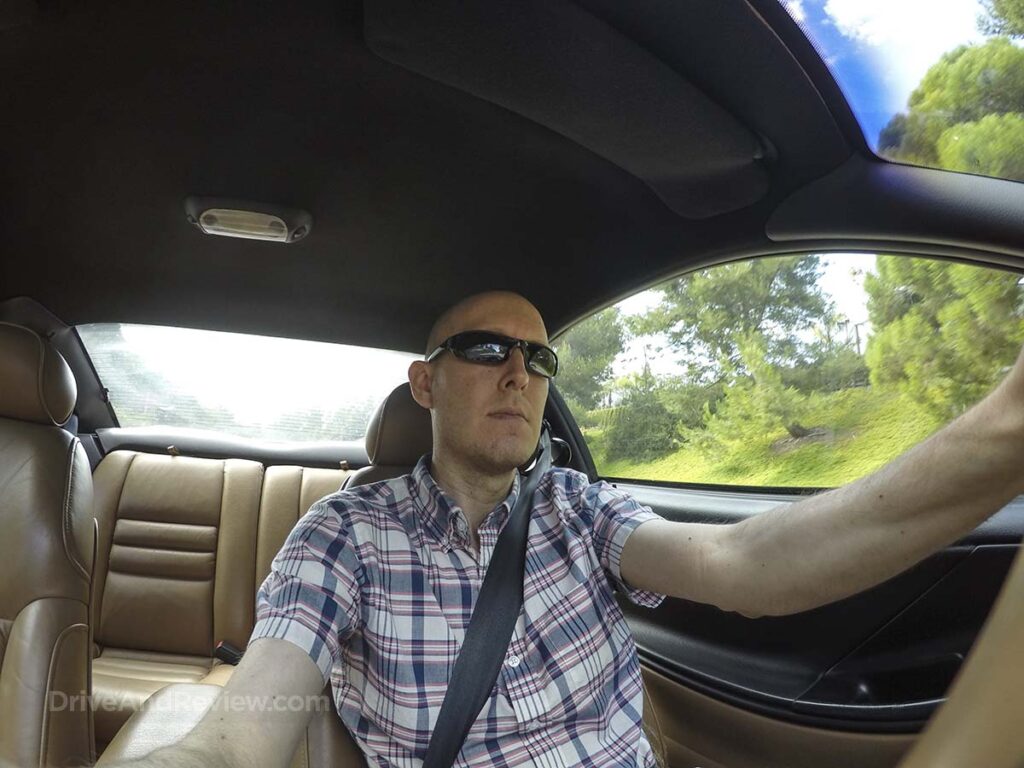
[410,454,521,549]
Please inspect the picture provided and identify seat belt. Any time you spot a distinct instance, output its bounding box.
[421,427,553,768]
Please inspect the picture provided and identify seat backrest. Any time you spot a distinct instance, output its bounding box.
[0,323,96,768]
[255,465,351,591]
[345,383,432,488]
[252,465,362,768]
[92,451,264,656]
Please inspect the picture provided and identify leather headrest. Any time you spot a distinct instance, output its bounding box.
[0,322,77,426]
[364,383,433,466]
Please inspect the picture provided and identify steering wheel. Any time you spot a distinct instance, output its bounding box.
[894,540,1024,767]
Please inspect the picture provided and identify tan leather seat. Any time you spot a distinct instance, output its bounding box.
[89,459,353,759]
[90,450,264,746]
[255,465,352,589]
[87,384,426,758]
[344,383,432,488]
[93,452,382,767]
[0,323,97,768]
[95,465,357,766]
[253,465,362,768]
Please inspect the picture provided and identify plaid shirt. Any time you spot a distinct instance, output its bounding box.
[251,456,665,767]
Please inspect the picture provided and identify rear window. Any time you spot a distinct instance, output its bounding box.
[77,324,419,442]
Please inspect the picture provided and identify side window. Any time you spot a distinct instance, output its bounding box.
[555,253,1024,488]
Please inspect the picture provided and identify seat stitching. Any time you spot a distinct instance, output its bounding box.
[96,452,139,642]
[212,459,227,652]
[7,595,90,615]
[62,438,90,581]
[32,328,59,425]
[0,617,11,662]
[38,622,89,768]
[103,568,215,584]
[371,390,391,464]
[111,540,218,554]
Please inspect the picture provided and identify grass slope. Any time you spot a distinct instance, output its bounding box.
[588,388,942,488]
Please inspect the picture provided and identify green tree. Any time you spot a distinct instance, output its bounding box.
[656,378,724,431]
[864,256,1024,419]
[554,307,625,410]
[979,0,1024,36]
[780,310,869,393]
[632,255,831,382]
[605,365,676,461]
[936,113,1024,179]
[695,331,815,453]
[781,345,868,393]
[878,38,1024,178]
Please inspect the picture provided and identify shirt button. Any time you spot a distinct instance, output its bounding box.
[505,654,521,668]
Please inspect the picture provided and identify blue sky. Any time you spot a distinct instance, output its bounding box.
[781,0,985,148]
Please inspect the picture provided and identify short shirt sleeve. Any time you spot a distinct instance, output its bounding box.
[576,477,666,609]
[250,497,363,683]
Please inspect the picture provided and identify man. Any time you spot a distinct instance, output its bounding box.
[112,290,1024,768]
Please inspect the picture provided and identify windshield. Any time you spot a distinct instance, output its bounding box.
[782,0,1024,183]
[77,324,419,442]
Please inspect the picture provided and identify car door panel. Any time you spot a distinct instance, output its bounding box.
[612,482,1022,752]
[643,667,915,768]
[623,548,970,724]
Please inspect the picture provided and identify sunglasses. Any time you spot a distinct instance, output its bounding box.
[426,330,559,378]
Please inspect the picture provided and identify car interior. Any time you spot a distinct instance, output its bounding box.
[2,0,1024,766]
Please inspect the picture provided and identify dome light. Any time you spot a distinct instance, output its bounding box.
[185,197,312,243]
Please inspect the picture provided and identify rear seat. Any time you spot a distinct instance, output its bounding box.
[255,465,355,587]
[90,451,353,748]
[90,451,265,745]
[89,386,429,750]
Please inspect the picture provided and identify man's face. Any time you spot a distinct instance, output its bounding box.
[412,294,550,475]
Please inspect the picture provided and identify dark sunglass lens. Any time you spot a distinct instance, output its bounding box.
[460,340,510,363]
[527,345,558,377]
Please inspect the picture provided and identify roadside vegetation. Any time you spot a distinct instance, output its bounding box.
[556,253,1024,487]
[878,0,1024,181]
[556,1,1024,488]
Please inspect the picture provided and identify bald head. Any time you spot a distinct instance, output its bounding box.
[425,291,548,354]
[411,290,550,478]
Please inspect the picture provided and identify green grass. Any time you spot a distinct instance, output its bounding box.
[587,388,942,488]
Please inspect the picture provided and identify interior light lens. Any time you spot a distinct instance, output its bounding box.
[185,196,312,243]
[197,209,290,242]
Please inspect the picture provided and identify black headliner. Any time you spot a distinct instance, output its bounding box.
[2,0,1022,353]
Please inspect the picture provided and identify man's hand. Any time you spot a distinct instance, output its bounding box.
[104,639,326,768]
[622,346,1024,618]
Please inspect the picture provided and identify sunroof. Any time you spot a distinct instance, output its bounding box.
[781,0,1024,183]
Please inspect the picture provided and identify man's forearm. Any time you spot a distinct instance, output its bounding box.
[721,378,1024,617]
[96,640,324,768]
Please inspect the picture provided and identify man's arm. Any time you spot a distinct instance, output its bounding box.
[105,638,326,768]
[621,350,1024,619]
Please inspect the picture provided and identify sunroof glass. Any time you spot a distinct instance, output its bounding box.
[780,0,1024,183]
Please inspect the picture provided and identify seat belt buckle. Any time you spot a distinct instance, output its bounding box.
[214,641,245,665]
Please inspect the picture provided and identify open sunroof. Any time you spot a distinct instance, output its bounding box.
[781,0,1024,183]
